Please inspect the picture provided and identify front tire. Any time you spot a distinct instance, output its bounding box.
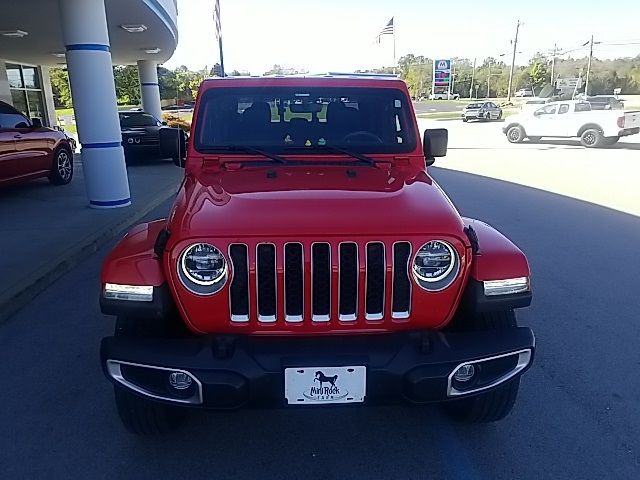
[443,310,521,424]
[580,128,603,148]
[462,117,468,123]
[48,147,74,185]
[114,387,185,436]
[506,125,525,143]
[112,316,185,435]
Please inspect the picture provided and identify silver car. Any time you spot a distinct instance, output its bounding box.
[462,101,503,122]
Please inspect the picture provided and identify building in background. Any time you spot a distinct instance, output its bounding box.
[0,0,178,208]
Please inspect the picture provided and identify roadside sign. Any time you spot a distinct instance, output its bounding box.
[433,58,452,90]
[556,77,581,89]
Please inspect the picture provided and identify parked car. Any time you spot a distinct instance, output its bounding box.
[503,100,640,147]
[514,89,534,98]
[0,100,75,187]
[429,92,460,100]
[119,111,184,163]
[99,75,535,435]
[579,95,624,110]
[462,101,503,121]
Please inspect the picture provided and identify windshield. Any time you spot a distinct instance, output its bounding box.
[119,113,159,128]
[193,86,417,154]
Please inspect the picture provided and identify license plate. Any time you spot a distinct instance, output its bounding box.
[284,366,366,404]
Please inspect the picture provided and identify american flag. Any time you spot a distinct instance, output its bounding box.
[376,17,394,43]
[213,0,222,40]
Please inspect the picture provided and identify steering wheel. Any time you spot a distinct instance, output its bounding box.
[343,131,384,144]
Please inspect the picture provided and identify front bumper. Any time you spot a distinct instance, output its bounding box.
[101,327,535,408]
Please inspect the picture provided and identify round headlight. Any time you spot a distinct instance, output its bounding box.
[412,240,459,290]
[179,243,227,295]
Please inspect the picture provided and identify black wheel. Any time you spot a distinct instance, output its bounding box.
[112,316,185,435]
[114,387,185,435]
[462,117,468,123]
[497,111,503,120]
[602,136,619,146]
[528,136,542,143]
[580,128,603,148]
[48,147,73,185]
[443,310,521,424]
[506,125,525,143]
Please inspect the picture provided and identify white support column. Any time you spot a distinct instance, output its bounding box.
[59,0,130,209]
[137,60,163,121]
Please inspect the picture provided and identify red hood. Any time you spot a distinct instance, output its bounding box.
[167,164,466,240]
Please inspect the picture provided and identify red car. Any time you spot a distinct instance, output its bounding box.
[0,101,74,187]
[99,75,535,434]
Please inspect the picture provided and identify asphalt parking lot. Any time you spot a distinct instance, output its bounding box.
[1,133,639,478]
[413,100,466,115]
[419,118,640,216]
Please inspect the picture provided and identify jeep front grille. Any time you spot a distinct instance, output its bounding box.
[228,241,412,324]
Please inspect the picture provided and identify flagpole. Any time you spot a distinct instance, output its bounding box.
[218,36,225,77]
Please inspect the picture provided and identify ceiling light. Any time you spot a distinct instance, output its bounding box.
[51,52,66,58]
[121,24,147,33]
[143,48,161,54]
[0,30,28,38]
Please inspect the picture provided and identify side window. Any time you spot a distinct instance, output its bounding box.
[0,111,30,129]
[558,104,570,114]
[535,105,558,116]
[574,102,591,113]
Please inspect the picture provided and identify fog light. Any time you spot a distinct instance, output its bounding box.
[169,371,193,390]
[453,364,475,382]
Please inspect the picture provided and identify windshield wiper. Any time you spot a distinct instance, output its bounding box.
[204,146,288,164]
[304,145,376,166]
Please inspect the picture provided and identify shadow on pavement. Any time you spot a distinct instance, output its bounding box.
[527,138,640,150]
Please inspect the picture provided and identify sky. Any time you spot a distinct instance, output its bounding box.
[165,0,640,74]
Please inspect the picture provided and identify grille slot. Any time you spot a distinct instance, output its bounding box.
[284,243,304,322]
[365,242,385,320]
[392,242,411,318]
[256,243,276,322]
[229,244,249,322]
[338,243,358,321]
[312,243,331,321]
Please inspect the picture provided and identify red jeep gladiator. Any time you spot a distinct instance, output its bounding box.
[100,75,535,435]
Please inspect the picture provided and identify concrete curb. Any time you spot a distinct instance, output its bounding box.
[0,188,175,324]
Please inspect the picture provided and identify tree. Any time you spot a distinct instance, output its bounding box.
[50,67,72,108]
[113,65,140,105]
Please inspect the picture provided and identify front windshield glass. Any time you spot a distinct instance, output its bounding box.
[194,86,417,153]
[119,113,159,128]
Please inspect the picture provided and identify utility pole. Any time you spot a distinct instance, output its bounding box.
[470,57,476,98]
[585,35,594,96]
[487,61,491,98]
[507,19,521,102]
[550,43,557,87]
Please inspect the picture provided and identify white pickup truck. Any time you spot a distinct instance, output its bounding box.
[503,100,640,147]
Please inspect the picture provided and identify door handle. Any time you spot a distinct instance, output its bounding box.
[14,134,22,139]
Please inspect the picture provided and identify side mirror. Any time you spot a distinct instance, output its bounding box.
[423,128,448,166]
[161,121,168,126]
[159,127,187,167]
[31,118,43,128]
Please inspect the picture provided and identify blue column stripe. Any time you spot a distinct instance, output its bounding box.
[66,43,110,52]
[82,141,122,149]
[141,82,159,86]
[90,198,131,207]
